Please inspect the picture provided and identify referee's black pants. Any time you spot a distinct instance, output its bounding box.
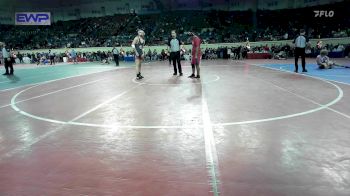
[171,51,182,74]
[113,54,119,66]
[4,58,14,75]
[294,47,306,72]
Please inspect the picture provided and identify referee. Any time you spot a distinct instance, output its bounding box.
[293,29,309,73]
[168,30,183,76]
[112,47,119,66]
[1,43,14,75]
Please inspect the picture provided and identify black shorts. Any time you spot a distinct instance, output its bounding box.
[5,58,12,67]
[318,64,326,69]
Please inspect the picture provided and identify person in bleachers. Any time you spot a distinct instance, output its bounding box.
[152,49,158,61]
[0,46,2,66]
[18,52,24,64]
[147,49,152,61]
[70,49,78,64]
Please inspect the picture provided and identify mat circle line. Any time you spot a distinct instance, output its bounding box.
[10,72,343,129]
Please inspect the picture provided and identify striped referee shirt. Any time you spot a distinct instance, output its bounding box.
[294,35,308,48]
[2,47,10,58]
[168,38,182,52]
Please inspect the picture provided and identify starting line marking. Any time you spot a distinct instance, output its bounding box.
[132,75,220,86]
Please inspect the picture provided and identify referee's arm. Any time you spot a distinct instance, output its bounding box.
[167,38,171,51]
[306,36,310,47]
[179,39,185,51]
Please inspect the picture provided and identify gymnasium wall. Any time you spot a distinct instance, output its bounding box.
[18,37,350,54]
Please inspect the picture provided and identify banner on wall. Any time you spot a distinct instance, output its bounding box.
[15,12,51,25]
